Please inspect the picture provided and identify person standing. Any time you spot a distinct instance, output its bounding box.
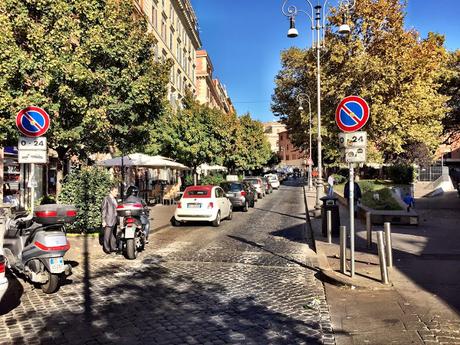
[101,185,119,254]
[344,180,362,216]
[327,174,335,197]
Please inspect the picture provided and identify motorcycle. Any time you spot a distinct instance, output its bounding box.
[2,204,75,294]
[116,202,148,260]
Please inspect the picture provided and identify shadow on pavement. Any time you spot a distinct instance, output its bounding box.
[0,272,24,316]
[17,255,325,345]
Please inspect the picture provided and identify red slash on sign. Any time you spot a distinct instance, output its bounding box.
[335,96,370,133]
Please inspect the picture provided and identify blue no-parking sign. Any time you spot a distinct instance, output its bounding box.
[335,96,369,133]
[16,106,50,137]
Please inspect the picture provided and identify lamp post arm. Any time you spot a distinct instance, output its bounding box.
[281,0,314,27]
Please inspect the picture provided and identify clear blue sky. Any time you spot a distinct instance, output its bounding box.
[191,0,460,123]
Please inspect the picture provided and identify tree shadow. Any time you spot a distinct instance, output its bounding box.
[9,255,327,345]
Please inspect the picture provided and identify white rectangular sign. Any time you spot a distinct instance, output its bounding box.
[339,131,367,148]
[18,150,47,164]
[18,136,47,150]
[344,147,366,163]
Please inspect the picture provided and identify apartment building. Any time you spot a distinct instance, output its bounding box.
[134,0,201,105]
[278,130,305,168]
[263,122,287,153]
[195,50,235,114]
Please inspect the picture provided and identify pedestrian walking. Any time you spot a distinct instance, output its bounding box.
[403,193,415,212]
[101,185,119,254]
[327,174,335,197]
[344,180,362,216]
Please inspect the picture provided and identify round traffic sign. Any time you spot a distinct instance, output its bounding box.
[335,96,369,132]
[16,106,50,137]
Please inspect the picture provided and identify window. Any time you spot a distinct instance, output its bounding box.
[161,20,166,42]
[152,4,158,30]
[169,29,174,50]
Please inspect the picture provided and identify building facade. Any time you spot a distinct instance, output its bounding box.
[263,122,286,153]
[195,50,235,114]
[134,0,201,105]
[278,130,305,168]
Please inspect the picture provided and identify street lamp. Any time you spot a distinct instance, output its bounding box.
[282,0,354,215]
[297,93,313,191]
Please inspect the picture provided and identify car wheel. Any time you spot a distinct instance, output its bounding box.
[212,211,221,227]
[227,208,233,220]
[171,217,181,227]
[243,201,249,212]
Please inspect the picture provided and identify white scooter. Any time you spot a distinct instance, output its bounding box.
[2,204,75,294]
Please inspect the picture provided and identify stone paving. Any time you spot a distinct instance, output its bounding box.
[0,181,333,345]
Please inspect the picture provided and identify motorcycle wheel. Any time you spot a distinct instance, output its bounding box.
[41,272,60,294]
[125,239,137,260]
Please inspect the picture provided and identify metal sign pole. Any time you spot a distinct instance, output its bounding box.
[349,163,355,277]
[30,163,35,213]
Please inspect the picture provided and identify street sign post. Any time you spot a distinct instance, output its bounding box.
[15,106,51,212]
[336,96,370,279]
[16,106,50,137]
[335,96,369,133]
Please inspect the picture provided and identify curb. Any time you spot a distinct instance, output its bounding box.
[318,268,394,290]
[315,244,394,290]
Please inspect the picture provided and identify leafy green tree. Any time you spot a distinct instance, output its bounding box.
[0,0,170,191]
[440,50,460,140]
[148,102,226,183]
[236,114,272,171]
[272,0,449,164]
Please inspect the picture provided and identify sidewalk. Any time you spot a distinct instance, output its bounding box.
[306,189,460,345]
[66,204,176,262]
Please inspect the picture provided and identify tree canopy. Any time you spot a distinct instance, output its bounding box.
[148,99,271,173]
[272,0,450,164]
[0,0,170,159]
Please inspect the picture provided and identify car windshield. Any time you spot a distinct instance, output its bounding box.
[222,183,242,192]
[245,179,259,185]
[184,189,210,198]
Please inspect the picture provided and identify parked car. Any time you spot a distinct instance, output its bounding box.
[264,173,280,190]
[242,181,258,202]
[220,182,255,212]
[243,177,266,198]
[0,254,7,303]
[262,177,273,194]
[172,185,232,227]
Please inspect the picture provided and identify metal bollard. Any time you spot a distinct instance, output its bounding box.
[327,210,332,244]
[384,222,393,268]
[376,231,389,284]
[366,211,372,248]
[340,225,347,274]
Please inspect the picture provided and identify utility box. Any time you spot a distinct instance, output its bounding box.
[321,196,340,237]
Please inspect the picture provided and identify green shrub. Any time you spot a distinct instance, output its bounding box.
[358,180,376,194]
[200,173,225,186]
[59,166,113,233]
[388,165,415,184]
[361,187,402,210]
[332,174,346,184]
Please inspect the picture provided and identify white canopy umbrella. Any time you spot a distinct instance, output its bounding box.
[96,153,188,170]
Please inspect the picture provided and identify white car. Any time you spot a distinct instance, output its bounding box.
[0,254,8,303]
[172,185,232,227]
[264,174,280,189]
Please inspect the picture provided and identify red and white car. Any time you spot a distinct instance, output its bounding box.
[172,185,232,227]
[0,253,8,303]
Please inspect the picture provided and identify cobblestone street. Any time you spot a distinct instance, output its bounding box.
[0,182,333,345]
